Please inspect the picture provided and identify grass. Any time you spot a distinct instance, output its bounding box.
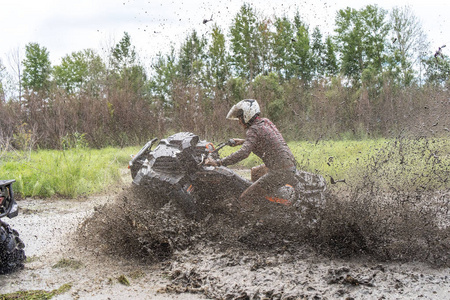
[218,138,386,181]
[337,137,450,191]
[117,274,131,286]
[52,258,83,270]
[1,146,135,198]
[0,283,72,300]
[219,137,450,190]
[290,138,384,178]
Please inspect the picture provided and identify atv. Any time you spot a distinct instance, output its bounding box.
[129,132,326,217]
[0,180,26,274]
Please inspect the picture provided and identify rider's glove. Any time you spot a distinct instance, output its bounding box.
[228,139,236,147]
[228,138,245,147]
[205,157,222,167]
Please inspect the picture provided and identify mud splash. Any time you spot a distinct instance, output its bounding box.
[78,188,449,298]
[0,183,448,299]
[77,137,449,298]
[78,186,308,263]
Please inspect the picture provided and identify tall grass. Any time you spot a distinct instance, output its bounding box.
[290,139,385,180]
[218,138,387,184]
[1,147,136,198]
[219,137,450,190]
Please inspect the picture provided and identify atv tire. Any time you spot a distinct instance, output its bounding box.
[0,223,26,274]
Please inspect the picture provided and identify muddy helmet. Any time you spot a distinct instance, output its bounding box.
[226,99,260,124]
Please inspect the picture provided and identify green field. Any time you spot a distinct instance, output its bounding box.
[220,138,385,179]
[1,137,449,198]
[1,147,135,198]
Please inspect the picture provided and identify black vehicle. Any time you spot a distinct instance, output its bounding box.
[129,132,326,216]
[0,180,26,274]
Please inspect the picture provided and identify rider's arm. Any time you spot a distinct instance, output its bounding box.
[218,130,256,166]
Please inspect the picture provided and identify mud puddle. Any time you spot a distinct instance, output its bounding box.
[0,181,449,299]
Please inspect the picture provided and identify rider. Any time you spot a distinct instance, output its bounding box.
[205,99,299,208]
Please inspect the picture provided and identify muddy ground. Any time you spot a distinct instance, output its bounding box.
[0,172,449,300]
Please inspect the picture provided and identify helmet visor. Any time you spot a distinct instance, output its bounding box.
[226,104,242,120]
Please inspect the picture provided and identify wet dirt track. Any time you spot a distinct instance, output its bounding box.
[0,194,204,299]
[0,179,449,299]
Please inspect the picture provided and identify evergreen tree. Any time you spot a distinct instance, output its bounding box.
[150,48,177,107]
[272,16,296,81]
[292,12,312,83]
[22,43,52,94]
[110,32,137,71]
[311,26,325,79]
[178,30,207,85]
[324,36,339,77]
[207,25,230,92]
[229,4,262,82]
[109,32,147,94]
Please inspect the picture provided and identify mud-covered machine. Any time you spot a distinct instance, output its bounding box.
[129,132,326,216]
[0,180,26,274]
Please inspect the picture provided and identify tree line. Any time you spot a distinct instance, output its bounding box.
[0,3,449,149]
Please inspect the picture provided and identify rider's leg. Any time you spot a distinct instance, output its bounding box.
[250,164,268,182]
[239,180,270,206]
[240,167,299,207]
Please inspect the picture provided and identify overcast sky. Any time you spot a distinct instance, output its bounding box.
[1,0,449,69]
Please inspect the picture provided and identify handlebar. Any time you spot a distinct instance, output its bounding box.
[200,139,236,165]
[212,139,238,153]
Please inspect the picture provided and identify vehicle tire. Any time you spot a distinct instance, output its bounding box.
[0,223,26,274]
[171,188,196,217]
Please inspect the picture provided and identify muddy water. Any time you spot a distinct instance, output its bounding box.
[0,180,449,299]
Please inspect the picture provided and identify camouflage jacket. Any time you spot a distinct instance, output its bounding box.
[220,117,296,170]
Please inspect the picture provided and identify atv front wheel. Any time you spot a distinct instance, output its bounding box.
[0,223,26,274]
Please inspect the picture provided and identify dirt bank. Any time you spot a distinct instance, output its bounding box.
[0,180,448,299]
